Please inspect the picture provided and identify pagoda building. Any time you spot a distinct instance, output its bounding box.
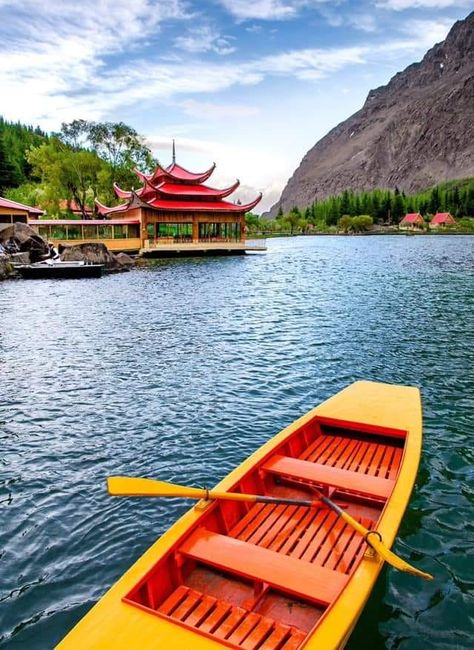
[95,149,262,255]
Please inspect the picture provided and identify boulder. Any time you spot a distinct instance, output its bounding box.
[114,252,135,268]
[0,222,49,262]
[60,242,130,272]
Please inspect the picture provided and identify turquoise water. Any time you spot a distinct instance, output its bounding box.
[1,235,473,649]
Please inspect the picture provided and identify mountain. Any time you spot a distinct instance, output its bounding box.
[268,11,474,217]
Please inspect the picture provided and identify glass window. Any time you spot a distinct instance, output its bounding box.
[38,226,50,239]
[98,224,113,239]
[67,225,81,240]
[147,223,155,237]
[114,225,127,239]
[51,226,67,240]
[128,224,140,238]
[157,223,192,241]
[83,225,98,240]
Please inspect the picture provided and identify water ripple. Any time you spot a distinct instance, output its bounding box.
[0,236,473,648]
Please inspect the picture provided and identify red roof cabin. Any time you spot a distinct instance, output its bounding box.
[431,212,456,227]
[399,213,425,230]
[0,196,43,225]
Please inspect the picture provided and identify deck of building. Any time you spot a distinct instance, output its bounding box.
[140,240,267,257]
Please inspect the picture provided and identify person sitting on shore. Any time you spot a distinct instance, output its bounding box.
[4,237,19,254]
[48,242,60,260]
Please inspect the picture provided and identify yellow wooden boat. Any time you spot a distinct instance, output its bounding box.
[57,380,429,650]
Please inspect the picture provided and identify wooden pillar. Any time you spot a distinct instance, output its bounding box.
[192,217,199,243]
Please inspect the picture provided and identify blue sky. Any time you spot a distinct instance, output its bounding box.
[0,0,471,211]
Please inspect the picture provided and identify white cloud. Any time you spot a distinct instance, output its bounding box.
[175,25,236,55]
[181,100,259,119]
[319,8,378,32]
[376,0,468,9]
[349,14,378,32]
[217,0,333,21]
[399,18,455,45]
[217,0,298,21]
[256,47,367,79]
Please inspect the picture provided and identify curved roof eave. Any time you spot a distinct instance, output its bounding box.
[95,199,130,215]
[165,161,216,183]
[113,183,133,199]
[239,193,263,212]
[154,179,241,199]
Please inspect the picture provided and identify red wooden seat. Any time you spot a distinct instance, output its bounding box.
[263,455,394,500]
[179,528,348,607]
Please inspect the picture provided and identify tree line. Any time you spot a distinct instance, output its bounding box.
[0,117,155,217]
[246,180,474,234]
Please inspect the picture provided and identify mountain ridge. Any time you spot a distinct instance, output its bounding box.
[267,11,474,218]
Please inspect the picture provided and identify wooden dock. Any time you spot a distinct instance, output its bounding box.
[140,240,267,257]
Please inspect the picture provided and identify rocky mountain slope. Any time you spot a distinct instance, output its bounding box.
[268,11,474,217]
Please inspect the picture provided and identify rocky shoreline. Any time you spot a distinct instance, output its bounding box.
[0,223,135,281]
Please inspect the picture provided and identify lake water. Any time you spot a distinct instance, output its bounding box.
[1,235,473,649]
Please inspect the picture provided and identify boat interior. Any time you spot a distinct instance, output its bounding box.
[124,416,406,649]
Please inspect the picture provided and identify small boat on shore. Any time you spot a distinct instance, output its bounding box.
[58,381,431,649]
[15,260,104,279]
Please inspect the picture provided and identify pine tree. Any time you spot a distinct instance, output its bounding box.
[428,186,440,214]
[392,187,405,223]
[0,131,17,193]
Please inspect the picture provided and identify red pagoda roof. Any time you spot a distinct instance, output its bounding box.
[147,195,262,212]
[114,179,241,201]
[100,158,261,216]
[134,161,216,186]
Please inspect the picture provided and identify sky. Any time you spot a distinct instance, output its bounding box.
[0,1,471,212]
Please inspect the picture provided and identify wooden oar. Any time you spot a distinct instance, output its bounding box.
[107,476,433,580]
[107,476,321,507]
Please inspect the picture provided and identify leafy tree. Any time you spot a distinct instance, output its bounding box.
[286,207,302,234]
[27,138,108,217]
[352,215,373,232]
[88,121,155,187]
[338,215,352,233]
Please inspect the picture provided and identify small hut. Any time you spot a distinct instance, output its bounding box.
[431,212,456,228]
[0,196,43,225]
[399,213,425,230]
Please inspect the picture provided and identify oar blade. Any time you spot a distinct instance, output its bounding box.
[336,503,434,580]
[369,536,434,580]
[107,476,206,499]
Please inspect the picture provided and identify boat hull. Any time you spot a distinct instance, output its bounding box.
[16,263,104,279]
[57,381,423,650]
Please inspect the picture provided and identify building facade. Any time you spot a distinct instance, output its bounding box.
[431,212,456,227]
[399,213,425,230]
[0,196,43,225]
[29,158,263,255]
